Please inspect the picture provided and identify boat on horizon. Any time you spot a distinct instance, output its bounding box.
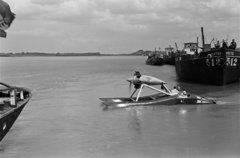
[146,54,164,65]
[175,27,240,86]
[0,82,31,142]
[146,48,164,65]
[163,46,175,65]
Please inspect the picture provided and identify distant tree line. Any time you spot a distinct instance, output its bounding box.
[0,51,143,57]
[0,52,102,57]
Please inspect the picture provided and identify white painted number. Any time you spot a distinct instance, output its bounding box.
[226,58,238,66]
[207,58,238,67]
[233,58,237,66]
[216,58,220,66]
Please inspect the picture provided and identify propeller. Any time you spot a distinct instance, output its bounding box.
[127,71,142,93]
[128,81,132,93]
[127,71,166,88]
[127,71,136,93]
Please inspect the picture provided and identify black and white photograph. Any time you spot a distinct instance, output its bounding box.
[0,0,240,157]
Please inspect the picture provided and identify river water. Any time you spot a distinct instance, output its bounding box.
[0,56,239,158]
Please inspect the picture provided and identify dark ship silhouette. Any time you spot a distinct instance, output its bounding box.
[175,27,240,85]
[146,48,164,65]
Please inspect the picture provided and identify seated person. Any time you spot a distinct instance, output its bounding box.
[229,39,237,50]
[134,71,141,78]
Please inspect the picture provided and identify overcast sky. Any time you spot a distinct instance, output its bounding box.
[0,0,239,54]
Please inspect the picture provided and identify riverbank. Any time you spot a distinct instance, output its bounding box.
[0,52,141,57]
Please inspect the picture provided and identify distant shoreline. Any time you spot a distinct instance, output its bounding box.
[0,52,142,57]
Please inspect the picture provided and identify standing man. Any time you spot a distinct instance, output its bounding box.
[222,40,227,48]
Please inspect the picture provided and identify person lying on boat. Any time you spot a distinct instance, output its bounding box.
[170,85,181,95]
[171,86,179,95]
[228,39,237,50]
[178,91,189,98]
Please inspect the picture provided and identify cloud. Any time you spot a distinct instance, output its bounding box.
[2,0,240,54]
[201,0,240,15]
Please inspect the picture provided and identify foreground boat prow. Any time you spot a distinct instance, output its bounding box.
[0,82,31,142]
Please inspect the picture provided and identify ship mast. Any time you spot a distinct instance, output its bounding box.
[175,42,178,51]
[201,27,205,51]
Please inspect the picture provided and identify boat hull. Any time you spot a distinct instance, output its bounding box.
[163,56,175,65]
[175,48,240,85]
[146,57,164,65]
[0,87,31,142]
[100,93,215,108]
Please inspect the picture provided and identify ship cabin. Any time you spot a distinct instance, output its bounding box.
[165,47,174,53]
[165,47,175,56]
[183,42,201,55]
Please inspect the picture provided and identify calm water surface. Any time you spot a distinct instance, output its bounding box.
[0,56,239,158]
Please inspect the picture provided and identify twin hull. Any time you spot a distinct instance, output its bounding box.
[100,93,215,108]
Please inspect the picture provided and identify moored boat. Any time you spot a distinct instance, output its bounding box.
[146,54,164,65]
[163,53,175,65]
[0,82,31,142]
[163,46,175,65]
[175,27,240,85]
[145,48,164,65]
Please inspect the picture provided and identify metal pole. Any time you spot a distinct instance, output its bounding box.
[136,85,144,101]
[130,88,138,98]
[143,84,172,96]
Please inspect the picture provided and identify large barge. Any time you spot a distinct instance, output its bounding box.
[175,28,240,85]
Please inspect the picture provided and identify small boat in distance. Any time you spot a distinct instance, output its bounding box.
[175,27,240,85]
[146,54,164,65]
[0,82,31,142]
[100,71,216,109]
[163,46,175,65]
[146,48,164,65]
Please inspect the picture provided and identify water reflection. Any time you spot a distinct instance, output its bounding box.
[179,108,187,115]
[127,108,142,136]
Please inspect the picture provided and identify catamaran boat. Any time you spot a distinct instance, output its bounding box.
[100,72,216,109]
